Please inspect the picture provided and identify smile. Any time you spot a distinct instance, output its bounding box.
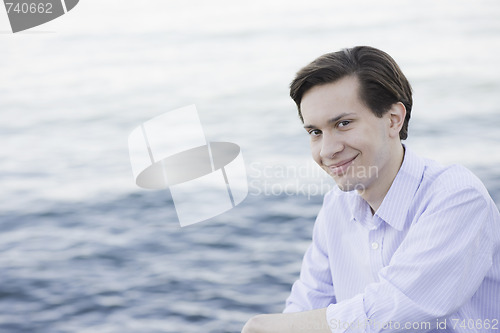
[327,154,359,176]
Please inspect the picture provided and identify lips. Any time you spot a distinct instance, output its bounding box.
[327,154,358,176]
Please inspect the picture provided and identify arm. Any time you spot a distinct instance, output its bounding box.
[241,202,335,332]
[284,205,336,313]
[242,308,330,333]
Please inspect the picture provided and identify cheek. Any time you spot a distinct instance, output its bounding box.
[349,127,378,154]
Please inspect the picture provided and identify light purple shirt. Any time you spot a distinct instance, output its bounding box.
[284,147,500,332]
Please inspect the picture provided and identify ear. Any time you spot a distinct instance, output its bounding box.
[387,102,406,139]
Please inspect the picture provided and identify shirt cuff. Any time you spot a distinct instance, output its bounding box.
[326,294,368,333]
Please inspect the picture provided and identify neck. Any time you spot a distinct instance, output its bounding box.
[360,143,405,213]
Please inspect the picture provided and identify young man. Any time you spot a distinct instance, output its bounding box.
[241,46,500,333]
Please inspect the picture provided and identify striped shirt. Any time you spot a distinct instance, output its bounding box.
[284,146,500,332]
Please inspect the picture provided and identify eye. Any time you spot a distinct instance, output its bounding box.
[308,129,322,137]
[338,120,351,128]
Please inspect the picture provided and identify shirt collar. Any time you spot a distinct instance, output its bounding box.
[374,145,425,231]
[349,145,425,231]
[350,192,379,230]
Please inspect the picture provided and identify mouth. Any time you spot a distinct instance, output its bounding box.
[326,154,359,176]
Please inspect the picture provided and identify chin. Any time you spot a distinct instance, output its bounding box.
[335,181,357,192]
[334,177,366,193]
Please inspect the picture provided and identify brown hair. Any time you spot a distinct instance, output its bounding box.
[290,46,412,140]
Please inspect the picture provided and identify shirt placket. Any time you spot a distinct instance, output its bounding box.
[368,218,385,282]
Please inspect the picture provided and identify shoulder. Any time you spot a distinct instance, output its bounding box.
[410,156,499,224]
[419,157,490,199]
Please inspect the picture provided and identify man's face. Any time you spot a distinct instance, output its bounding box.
[300,75,393,193]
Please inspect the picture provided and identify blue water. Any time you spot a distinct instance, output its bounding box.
[1,0,500,332]
[0,192,322,332]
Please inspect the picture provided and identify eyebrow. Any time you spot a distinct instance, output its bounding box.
[303,112,355,129]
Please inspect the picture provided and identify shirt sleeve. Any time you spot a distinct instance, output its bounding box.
[284,205,337,313]
[326,186,496,332]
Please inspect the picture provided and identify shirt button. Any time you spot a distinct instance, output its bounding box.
[371,242,379,250]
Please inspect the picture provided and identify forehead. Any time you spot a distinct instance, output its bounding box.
[300,76,371,123]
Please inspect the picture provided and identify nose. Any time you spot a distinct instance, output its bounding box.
[319,132,343,160]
